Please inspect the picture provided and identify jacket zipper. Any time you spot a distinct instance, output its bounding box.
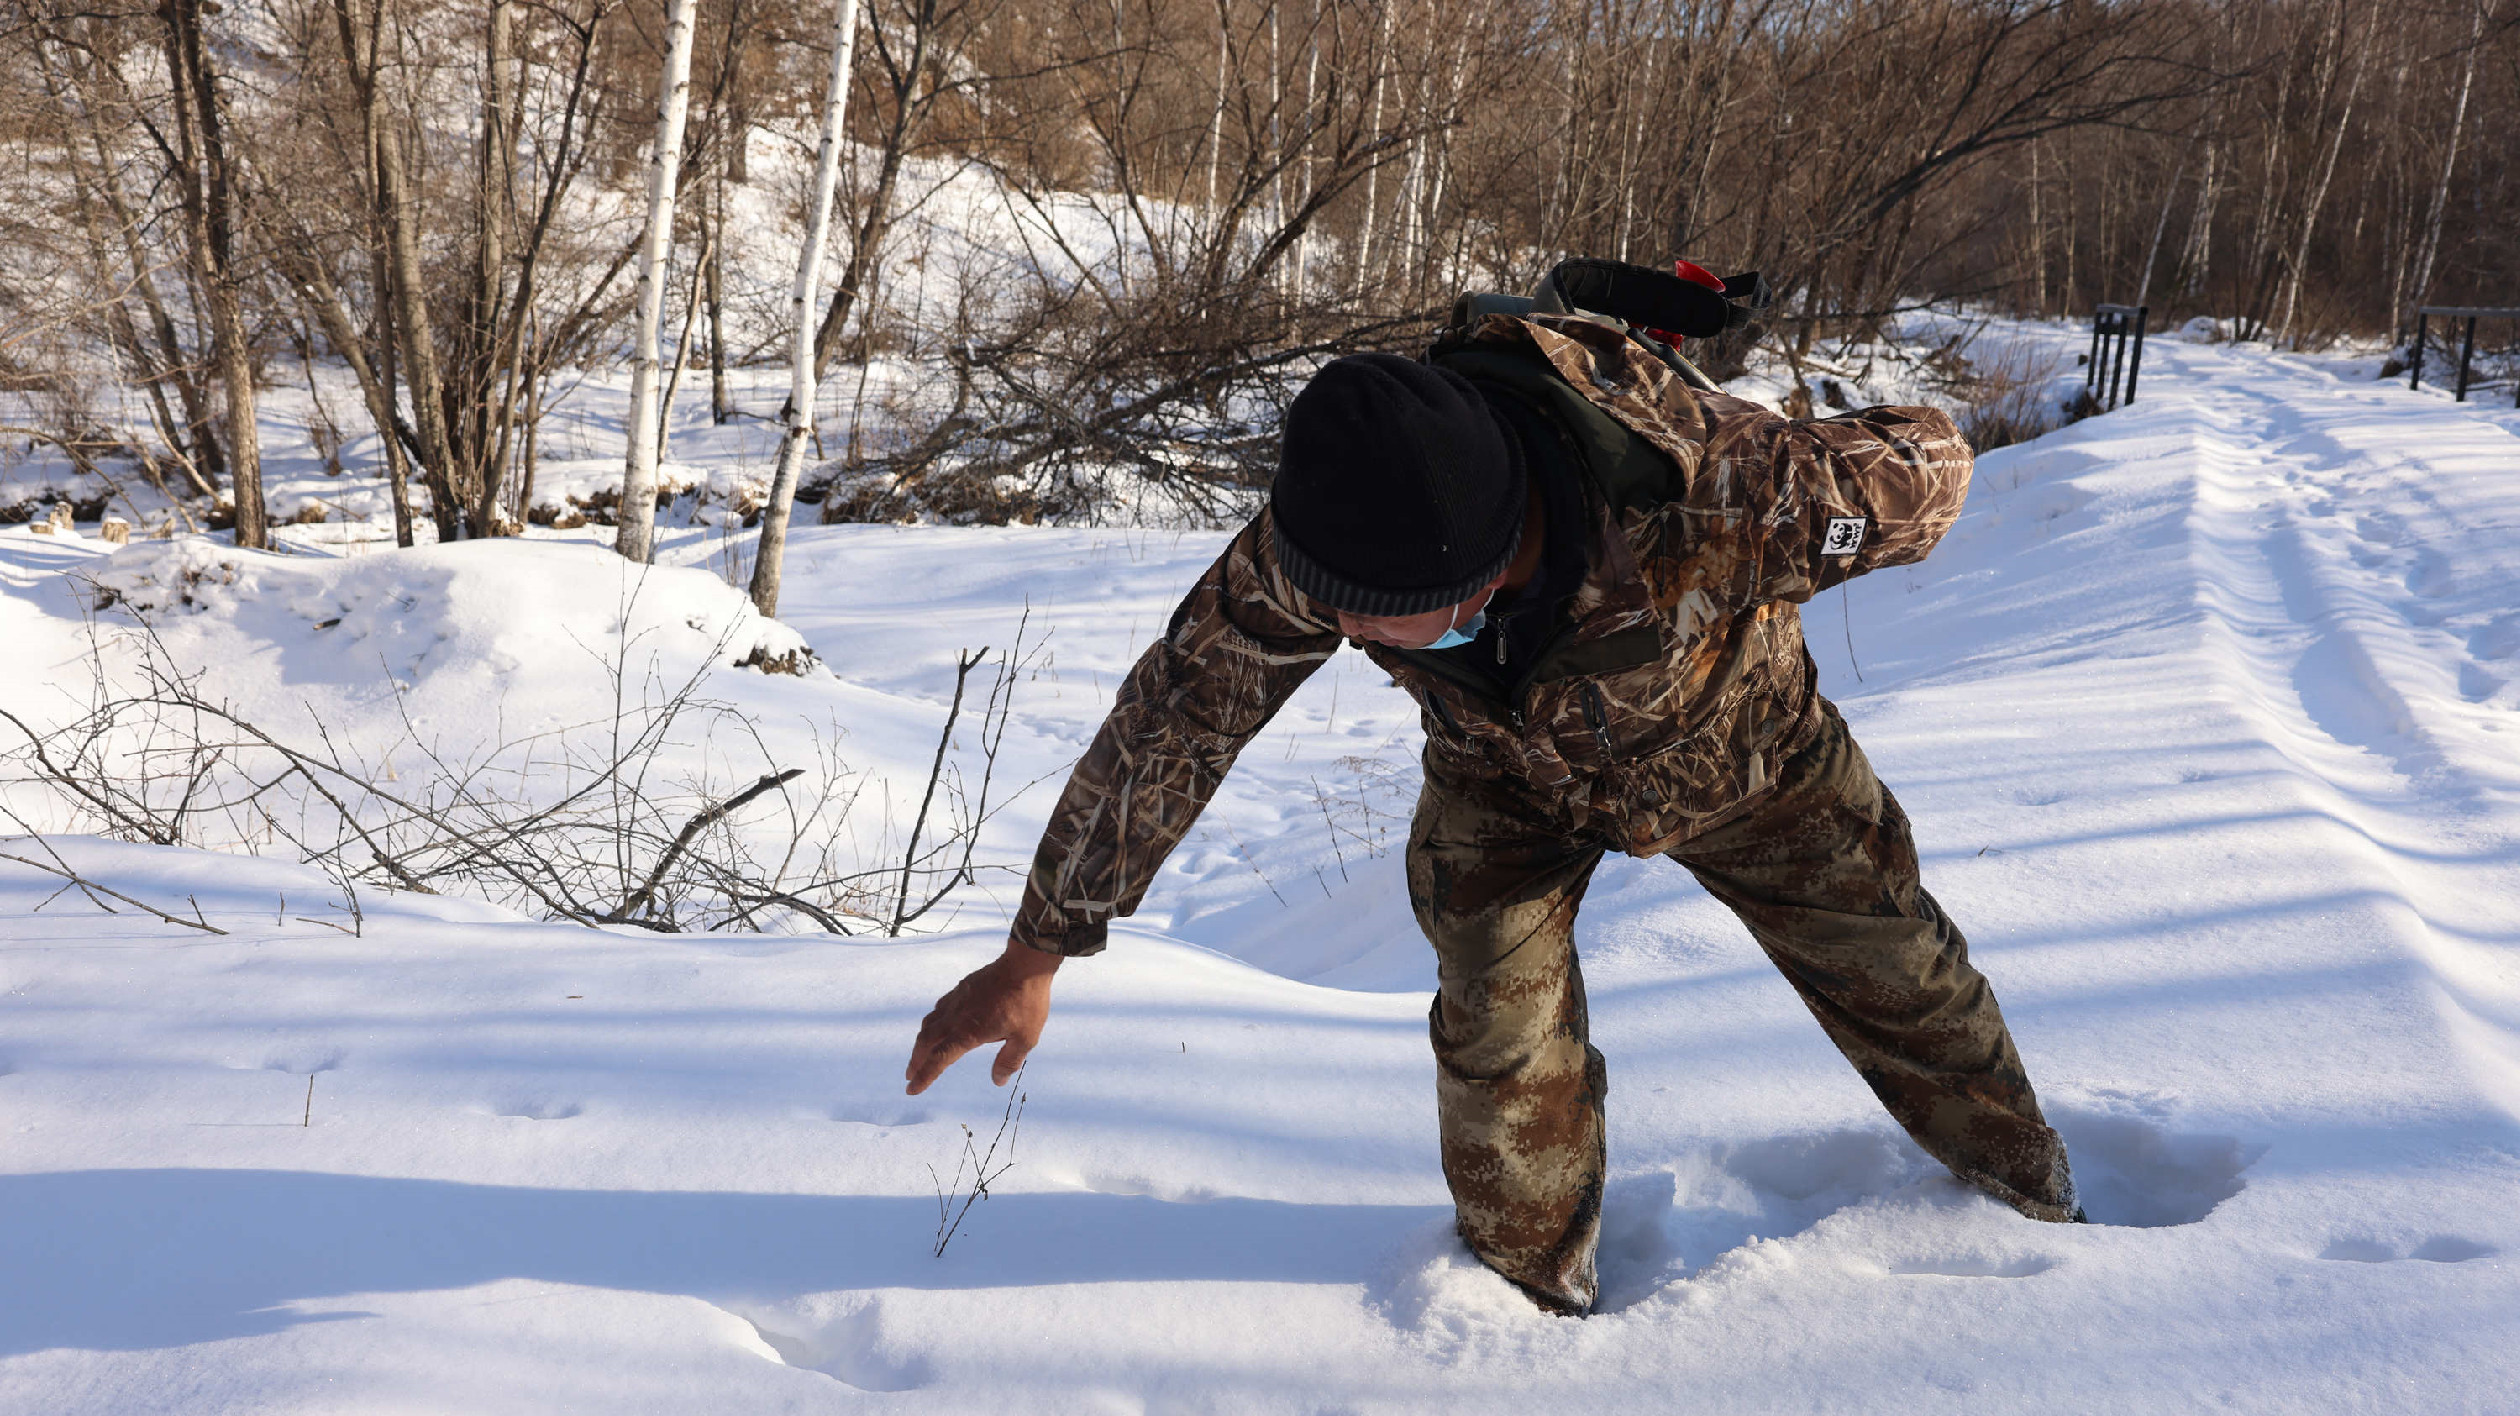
[1395,613,1585,733]
[1581,681,1616,760]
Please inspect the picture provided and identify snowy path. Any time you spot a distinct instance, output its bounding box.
[3,336,2517,1412]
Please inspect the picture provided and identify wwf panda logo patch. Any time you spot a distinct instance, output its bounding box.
[1822,516,1868,556]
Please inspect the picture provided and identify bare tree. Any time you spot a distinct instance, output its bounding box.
[158,0,269,547]
[2405,0,2494,335]
[617,0,704,563]
[750,0,866,617]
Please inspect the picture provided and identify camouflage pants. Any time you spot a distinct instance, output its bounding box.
[1405,701,2076,1313]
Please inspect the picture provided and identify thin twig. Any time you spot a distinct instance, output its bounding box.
[1311,774,1349,884]
[930,1066,1027,1258]
[894,649,984,936]
[0,847,229,935]
[1215,817,1286,907]
[602,768,803,924]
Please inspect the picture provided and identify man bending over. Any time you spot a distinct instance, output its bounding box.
[904,310,2080,1315]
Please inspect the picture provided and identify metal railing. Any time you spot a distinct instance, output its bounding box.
[2409,307,2520,406]
[2085,304,2148,411]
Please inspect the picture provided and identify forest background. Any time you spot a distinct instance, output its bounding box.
[3,0,2514,555]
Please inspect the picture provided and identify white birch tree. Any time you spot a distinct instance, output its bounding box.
[615,0,700,565]
[2272,4,2368,347]
[748,0,863,616]
[2406,0,2490,337]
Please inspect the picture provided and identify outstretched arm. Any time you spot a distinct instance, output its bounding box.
[904,510,1340,1093]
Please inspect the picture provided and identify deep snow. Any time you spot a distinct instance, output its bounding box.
[2,329,2517,1413]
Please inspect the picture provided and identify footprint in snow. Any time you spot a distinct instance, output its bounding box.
[1385,1111,2266,1325]
[1628,1110,2256,1308]
[725,1294,934,1392]
[2457,662,2508,704]
[495,1099,583,1121]
[2470,613,2520,663]
[2404,549,2458,598]
[2051,1107,2261,1227]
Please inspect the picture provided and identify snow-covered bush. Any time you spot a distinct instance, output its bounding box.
[0,540,1025,936]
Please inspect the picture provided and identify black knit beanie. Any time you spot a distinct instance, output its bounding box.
[1270,353,1526,617]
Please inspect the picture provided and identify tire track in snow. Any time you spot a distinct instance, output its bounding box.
[2169,344,2520,1118]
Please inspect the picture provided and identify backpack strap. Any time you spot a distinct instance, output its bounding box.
[1432,340,1690,518]
[1531,258,1768,339]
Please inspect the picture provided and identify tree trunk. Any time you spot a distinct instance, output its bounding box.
[809,0,933,381]
[2273,2,2368,346]
[2028,137,2045,315]
[1293,10,1317,290]
[617,0,701,564]
[321,0,420,544]
[1267,0,1283,294]
[1207,0,1230,217]
[1352,0,1388,294]
[708,173,731,425]
[163,0,266,548]
[2179,129,2221,301]
[516,331,543,527]
[2137,143,2190,307]
[377,125,463,543]
[470,0,519,537]
[285,243,422,546]
[658,224,712,460]
[751,0,863,618]
[2406,0,2486,335]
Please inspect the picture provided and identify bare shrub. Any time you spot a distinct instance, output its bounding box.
[0,593,1038,937]
[1947,341,2068,452]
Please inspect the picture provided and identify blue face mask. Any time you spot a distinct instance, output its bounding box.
[1423,609,1487,651]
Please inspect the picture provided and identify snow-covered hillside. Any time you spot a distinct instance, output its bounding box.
[2,332,2516,1412]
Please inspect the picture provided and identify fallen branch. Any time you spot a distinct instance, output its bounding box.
[601,768,805,925]
[0,843,229,935]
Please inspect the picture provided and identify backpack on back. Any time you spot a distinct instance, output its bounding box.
[1429,258,1771,516]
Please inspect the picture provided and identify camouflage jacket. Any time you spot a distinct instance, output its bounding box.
[1012,314,1972,956]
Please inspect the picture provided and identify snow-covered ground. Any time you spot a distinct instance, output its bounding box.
[3,330,2516,1412]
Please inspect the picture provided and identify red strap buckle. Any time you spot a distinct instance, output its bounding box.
[1642,259,1728,346]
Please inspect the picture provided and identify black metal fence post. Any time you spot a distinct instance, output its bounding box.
[2086,304,2149,411]
[2125,306,2149,403]
[2409,307,2517,401]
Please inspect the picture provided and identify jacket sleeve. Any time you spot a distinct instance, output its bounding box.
[1679,391,1973,608]
[1009,509,1342,956]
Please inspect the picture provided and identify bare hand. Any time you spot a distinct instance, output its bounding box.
[904,941,1062,1095]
